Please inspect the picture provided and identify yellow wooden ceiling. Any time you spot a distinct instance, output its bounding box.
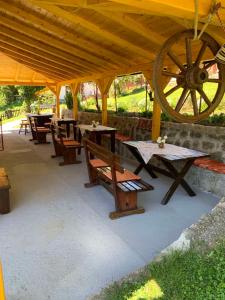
[0,0,224,85]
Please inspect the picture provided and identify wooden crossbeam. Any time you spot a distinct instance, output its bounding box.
[0,81,55,85]
[109,0,214,19]
[31,1,155,59]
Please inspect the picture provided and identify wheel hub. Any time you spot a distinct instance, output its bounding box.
[185,67,208,89]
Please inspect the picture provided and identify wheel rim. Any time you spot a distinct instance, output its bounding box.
[153,30,225,123]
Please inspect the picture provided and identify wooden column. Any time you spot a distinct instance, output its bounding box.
[96,77,114,126]
[70,82,80,121]
[143,71,162,141]
[0,261,5,300]
[55,84,61,117]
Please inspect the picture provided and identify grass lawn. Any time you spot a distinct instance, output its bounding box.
[102,241,225,300]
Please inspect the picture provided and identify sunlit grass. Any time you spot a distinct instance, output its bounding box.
[128,279,163,300]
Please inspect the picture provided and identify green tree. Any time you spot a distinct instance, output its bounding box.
[18,86,43,112]
[0,85,19,105]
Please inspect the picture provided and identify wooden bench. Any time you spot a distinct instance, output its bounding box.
[31,117,50,144]
[194,158,225,174]
[50,124,83,166]
[0,168,10,214]
[83,138,153,219]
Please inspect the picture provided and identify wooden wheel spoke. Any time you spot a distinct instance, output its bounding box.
[206,78,222,83]
[168,51,185,71]
[190,90,198,116]
[164,83,182,97]
[194,41,207,67]
[175,87,189,112]
[197,87,211,107]
[162,71,184,78]
[185,38,192,67]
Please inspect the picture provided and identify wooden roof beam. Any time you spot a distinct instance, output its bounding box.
[0,11,118,71]
[31,1,155,59]
[0,40,84,77]
[96,10,165,49]
[0,50,67,81]
[0,46,77,78]
[0,33,94,74]
[109,0,214,19]
[0,1,129,68]
[0,81,55,86]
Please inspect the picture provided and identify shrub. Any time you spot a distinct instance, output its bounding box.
[64,91,73,110]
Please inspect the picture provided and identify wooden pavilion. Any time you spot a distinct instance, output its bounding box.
[0,0,225,139]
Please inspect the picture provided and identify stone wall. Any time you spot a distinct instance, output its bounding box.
[78,112,225,161]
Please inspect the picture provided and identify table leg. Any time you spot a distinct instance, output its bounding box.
[111,132,116,153]
[66,123,70,138]
[127,145,157,178]
[160,159,196,205]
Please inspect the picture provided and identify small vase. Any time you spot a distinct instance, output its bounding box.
[158,142,165,149]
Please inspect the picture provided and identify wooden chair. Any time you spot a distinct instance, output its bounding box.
[83,138,153,219]
[31,117,50,144]
[50,124,83,166]
[18,119,29,135]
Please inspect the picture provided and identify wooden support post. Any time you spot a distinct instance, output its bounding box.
[152,100,161,141]
[143,71,162,141]
[0,262,5,300]
[96,77,114,126]
[55,84,61,117]
[70,82,80,121]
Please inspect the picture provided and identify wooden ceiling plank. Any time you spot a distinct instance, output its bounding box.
[97,10,165,48]
[0,12,117,71]
[0,33,93,74]
[30,1,154,59]
[0,40,83,76]
[0,1,129,68]
[0,49,69,80]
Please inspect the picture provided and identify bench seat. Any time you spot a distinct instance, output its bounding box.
[84,138,154,219]
[0,168,10,214]
[194,158,225,174]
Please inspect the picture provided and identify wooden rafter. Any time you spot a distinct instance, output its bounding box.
[0,1,130,68]
[30,1,155,59]
[0,15,116,72]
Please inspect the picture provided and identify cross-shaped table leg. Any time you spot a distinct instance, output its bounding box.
[160,158,196,205]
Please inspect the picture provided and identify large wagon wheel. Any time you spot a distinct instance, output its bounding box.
[153,30,225,123]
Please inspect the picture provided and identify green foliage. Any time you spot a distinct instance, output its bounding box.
[18,86,43,112]
[0,85,19,105]
[102,240,225,300]
[64,91,73,110]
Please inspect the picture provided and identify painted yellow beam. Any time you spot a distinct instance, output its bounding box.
[0,262,5,300]
[70,82,80,121]
[109,0,213,19]
[96,76,114,125]
[55,84,61,117]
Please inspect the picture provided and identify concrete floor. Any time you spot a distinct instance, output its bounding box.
[0,128,219,300]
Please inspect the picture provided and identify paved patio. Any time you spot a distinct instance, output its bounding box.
[0,128,219,300]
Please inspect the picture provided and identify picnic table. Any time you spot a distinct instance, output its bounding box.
[76,124,117,152]
[123,141,208,205]
[51,118,77,139]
